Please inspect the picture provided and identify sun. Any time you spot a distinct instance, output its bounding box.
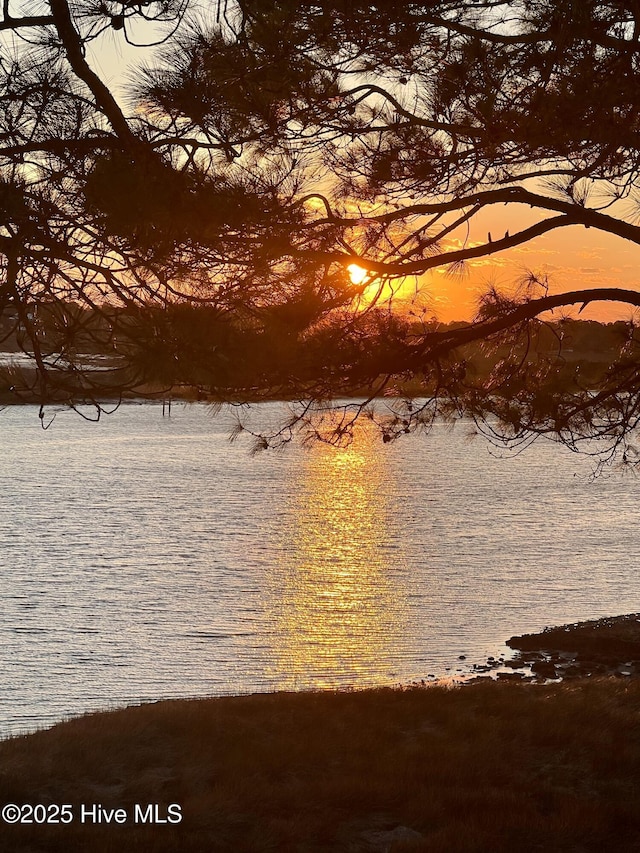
[347,263,369,285]
[346,262,419,310]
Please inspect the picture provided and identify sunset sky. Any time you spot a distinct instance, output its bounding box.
[89,29,640,328]
[368,201,640,324]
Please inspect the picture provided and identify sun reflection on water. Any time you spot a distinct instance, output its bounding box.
[266,425,411,689]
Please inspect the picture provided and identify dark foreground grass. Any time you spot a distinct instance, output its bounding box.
[1,679,640,852]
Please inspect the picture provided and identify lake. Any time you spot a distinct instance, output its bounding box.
[2,401,639,737]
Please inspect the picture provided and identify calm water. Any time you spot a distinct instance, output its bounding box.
[2,401,640,736]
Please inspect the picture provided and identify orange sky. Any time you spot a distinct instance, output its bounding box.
[411,204,640,324]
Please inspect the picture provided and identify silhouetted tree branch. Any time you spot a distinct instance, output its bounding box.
[1,1,640,467]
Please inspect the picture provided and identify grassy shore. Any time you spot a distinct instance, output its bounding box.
[1,678,640,852]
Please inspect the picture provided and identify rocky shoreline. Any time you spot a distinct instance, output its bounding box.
[467,613,640,683]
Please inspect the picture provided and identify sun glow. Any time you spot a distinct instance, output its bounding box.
[347,262,427,314]
[348,263,369,285]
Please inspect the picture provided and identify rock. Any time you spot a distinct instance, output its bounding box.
[531,660,557,678]
[597,654,624,667]
[579,658,607,673]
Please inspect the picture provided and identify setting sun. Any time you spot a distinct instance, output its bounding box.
[348,263,369,285]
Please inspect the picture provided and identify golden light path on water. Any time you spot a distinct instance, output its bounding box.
[266,425,411,689]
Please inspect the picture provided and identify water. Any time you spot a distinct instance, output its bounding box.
[1,401,639,737]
